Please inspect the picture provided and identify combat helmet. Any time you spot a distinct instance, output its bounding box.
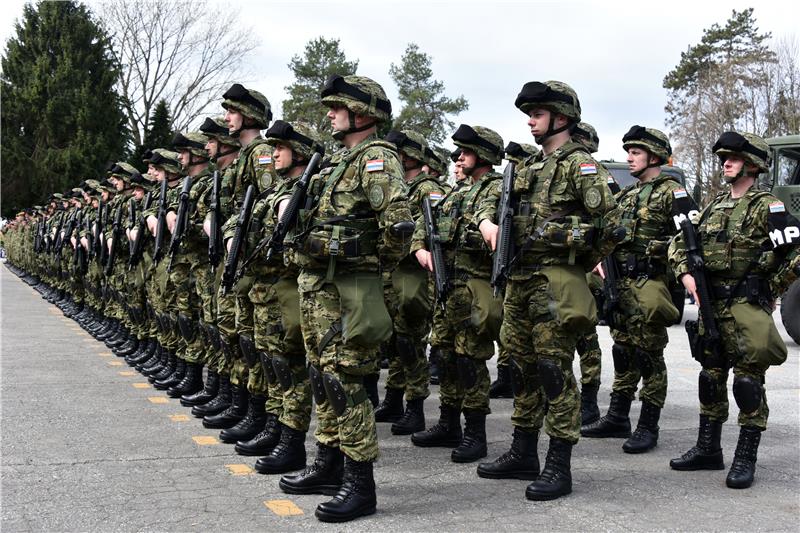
[385,129,429,165]
[712,131,771,174]
[622,125,672,165]
[451,124,504,166]
[222,83,272,132]
[573,122,599,153]
[504,141,540,165]
[265,120,325,176]
[515,80,581,142]
[321,74,392,140]
[149,150,182,176]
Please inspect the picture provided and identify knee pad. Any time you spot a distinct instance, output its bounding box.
[456,356,478,389]
[177,313,196,343]
[612,343,631,373]
[698,369,721,406]
[271,355,293,391]
[207,325,222,352]
[510,357,539,398]
[308,364,327,405]
[395,335,418,365]
[635,349,655,379]
[322,372,367,417]
[733,375,763,414]
[258,352,277,385]
[575,336,588,356]
[219,336,233,364]
[537,358,565,401]
[238,334,257,367]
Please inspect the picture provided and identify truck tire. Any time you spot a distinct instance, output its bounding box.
[781,280,800,345]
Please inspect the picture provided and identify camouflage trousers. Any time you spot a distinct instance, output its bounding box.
[191,261,217,366]
[251,273,310,432]
[215,279,242,380]
[384,264,432,401]
[299,280,378,463]
[500,274,583,443]
[430,278,501,414]
[577,330,602,386]
[610,278,670,407]
[169,260,204,364]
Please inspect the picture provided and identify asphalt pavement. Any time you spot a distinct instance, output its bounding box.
[2,264,798,532]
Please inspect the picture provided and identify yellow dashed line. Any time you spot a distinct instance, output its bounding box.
[148,396,169,404]
[98,352,112,357]
[107,361,123,367]
[170,414,190,422]
[118,371,136,377]
[264,500,303,516]
[132,383,151,389]
[225,464,254,476]
[192,436,219,446]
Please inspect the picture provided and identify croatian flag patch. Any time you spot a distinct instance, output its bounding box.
[580,163,597,175]
[429,191,443,205]
[769,201,785,213]
[258,155,272,165]
[673,188,688,199]
[366,159,384,172]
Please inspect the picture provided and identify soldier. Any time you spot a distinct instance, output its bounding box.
[410,124,505,464]
[668,131,800,488]
[278,74,412,523]
[489,141,540,400]
[475,81,616,500]
[374,129,446,435]
[581,126,698,454]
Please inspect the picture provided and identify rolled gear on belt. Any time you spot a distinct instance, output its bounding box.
[537,358,565,401]
[456,356,478,389]
[238,334,258,367]
[178,312,196,343]
[308,364,327,405]
[271,354,293,391]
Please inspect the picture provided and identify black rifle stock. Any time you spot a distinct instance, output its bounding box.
[128,192,153,269]
[491,161,515,297]
[221,184,256,294]
[208,170,223,273]
[167,176,193,272]
[422,196,450,310]
[152,179,169,264]
[127,198,137,255]
[105,201,124,276]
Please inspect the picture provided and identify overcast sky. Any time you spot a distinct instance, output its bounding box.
[1,0,798,165]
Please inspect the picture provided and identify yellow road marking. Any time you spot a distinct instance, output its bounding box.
[170,414,190,422]
[192,436,219,446]
[98,352,112,357]
[225,464,254,476]
[133,383,151,389]
[264,500,303,516]
[148,396,169,404]
[118,371,136,377]
[107,361,123,367]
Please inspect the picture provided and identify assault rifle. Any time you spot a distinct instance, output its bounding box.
[236,152,322,279]
[105,201,124,276]
[208,170,223,274]
[679,218,722,367]
[167,176,193,272]
[220,184,256,294]
[601,255,624,331]
[127,198,137,255]
[56,211,76,259]
[422,195,450,309]
[152,179,169,264]
[93,201,104,263]
[128,192,153,269]
[490,161,515,297]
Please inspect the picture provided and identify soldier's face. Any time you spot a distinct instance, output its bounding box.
[458,149,478,170]
[225,109,243,132]
[152,168,167,182]
[147,164,157,177]
[527,108,552,138]
[177,150,190,168]
[133,188,145,200]
[113,177,125,192]
[626,147,650,174]
[206,138,219,159]
[722,155,745,178]
[327,105,349,131]
[273,143,294,171]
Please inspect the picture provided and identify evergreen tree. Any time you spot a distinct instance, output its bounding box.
[1,0,127,218]
[282,37,358,151]
[389,43,468,145]
[128,99,174,171]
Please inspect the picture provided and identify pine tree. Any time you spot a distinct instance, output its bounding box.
[1,0,127,218]
[389,43,468,145]
[129,99,174,171]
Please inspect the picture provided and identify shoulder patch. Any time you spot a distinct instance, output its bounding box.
[580,163,597,175]
[428,191,443,206]
[366,159,384,172]
[368,184,386,208]
[258,155,272,165]
[585,186,602,209]
[673,188,688,199]
[769,201,785,213]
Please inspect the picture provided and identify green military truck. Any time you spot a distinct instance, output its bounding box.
[763,135,800,344]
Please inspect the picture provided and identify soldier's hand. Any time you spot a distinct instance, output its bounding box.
[681,273,700,305]
[146,215,158,236]
[80,237,89,250]
[203,219,212,238]
[415,249,433,272]
[479,219,499,251]
[106,237,113,252]
[166,211,177,232]
[593,263,605,279]
[226,238,232,254]
[129,228,138,242]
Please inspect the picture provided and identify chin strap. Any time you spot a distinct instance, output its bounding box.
[534,115,574,144]
[332,110,376,141]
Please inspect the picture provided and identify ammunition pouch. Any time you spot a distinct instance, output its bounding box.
[178,312,196,343]
[537,358,565,401]
[303,218,379,260]
[238,334,257,367]
[456,356,478,389]
[322,372,367,417]
[272,355,293,391]
[712,276,772,307]
[309,364,326,404]
[459,229,488,252]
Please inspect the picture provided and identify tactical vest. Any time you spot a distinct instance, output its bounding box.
[231,138,271,204]
[614,175,681,258]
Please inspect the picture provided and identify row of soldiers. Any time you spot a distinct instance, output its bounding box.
[3,76,799,523]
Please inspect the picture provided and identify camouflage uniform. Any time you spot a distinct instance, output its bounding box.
[668,131,800,489]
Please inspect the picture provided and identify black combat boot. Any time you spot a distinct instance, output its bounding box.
[148,351,177,381]
[139,344,167,374]
[489,364,513,399]
[167,362,204,398]
[581,392,632,438]
[364,373,379,408]
[219,394,267,443]
[96,320,119,341]
[669,415,725,471]
[391,398,425,435]
[202,384,248,429]
[525,437,573,501]
[374,387,404,423]
[623,400,661,454]
[181,370,219,407]
[315,457,376,523]
[580,383,601,426]
[477,427,539,480]
[127,339,155,365]
[154,359,186,390]
[254,423,307,474]
[451,410,487,463]
[279,442,344,495]
[235,413,281,456]
[726,426,761,489]
[411,404,462,448]
[192,375,232,418]
[114,337,139,357]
